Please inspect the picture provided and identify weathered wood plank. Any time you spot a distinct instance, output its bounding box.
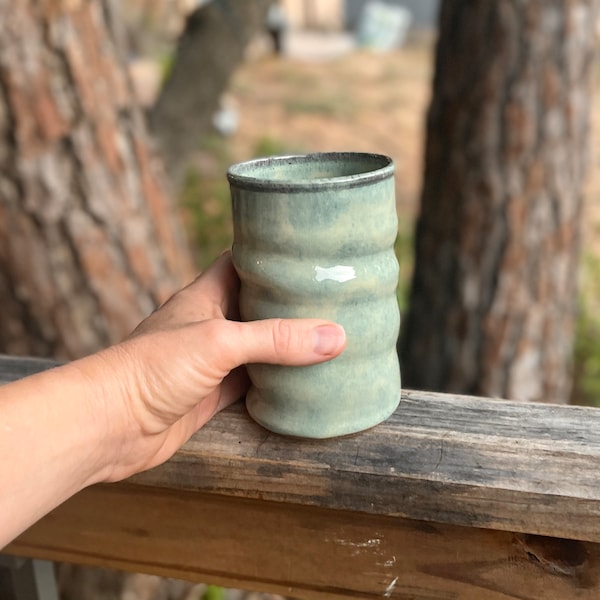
[0,355,60,381]
[2,354,600,544]
[133,394,600,544]
[8,485,600,600]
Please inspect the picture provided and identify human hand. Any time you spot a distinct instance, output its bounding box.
[73,252,346,483]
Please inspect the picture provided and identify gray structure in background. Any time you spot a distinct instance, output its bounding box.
[346,0,440,30]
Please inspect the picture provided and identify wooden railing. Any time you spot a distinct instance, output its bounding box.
[2,354,600,599]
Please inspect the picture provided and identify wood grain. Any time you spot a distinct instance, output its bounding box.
[4,354,600,597]
[8,485,600,600]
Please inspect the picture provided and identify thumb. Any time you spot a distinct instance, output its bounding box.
[220,318,346,369]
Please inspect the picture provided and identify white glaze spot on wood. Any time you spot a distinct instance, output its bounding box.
[384,576,398,597]
[335,537,381,557]
[383,555,396,568]
[334,537,381,548]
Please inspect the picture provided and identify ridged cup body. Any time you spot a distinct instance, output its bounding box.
[228,153,400,438]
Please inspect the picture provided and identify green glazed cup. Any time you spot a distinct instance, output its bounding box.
[228,152,400,438]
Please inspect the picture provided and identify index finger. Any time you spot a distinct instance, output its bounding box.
[186,250,240,320]
[131,251,239,337]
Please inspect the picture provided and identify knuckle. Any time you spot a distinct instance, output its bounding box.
[272,319,299,355]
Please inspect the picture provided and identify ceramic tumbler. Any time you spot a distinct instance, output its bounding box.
[228,152,400,438]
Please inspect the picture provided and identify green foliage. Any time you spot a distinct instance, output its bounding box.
[395,220,414,312]
[179,136,233,269]
[252,135,306,158]
[572,253,600,406]
[159,51,175,84]
[201,585,225,600]
[180,167,232,270]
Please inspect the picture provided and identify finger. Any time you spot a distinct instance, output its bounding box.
[184,250,239,319]
[215,318,346,370]
[131,252,239,337]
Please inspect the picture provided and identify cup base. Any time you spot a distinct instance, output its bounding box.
[245,388,401,439]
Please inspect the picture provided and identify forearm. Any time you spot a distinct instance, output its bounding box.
[0,362,112,549]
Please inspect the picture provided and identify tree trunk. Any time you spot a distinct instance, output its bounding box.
[149,0,270,184]
[0,0,194,360]
[399,0,597,403]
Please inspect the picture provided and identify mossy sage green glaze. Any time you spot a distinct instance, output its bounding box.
[228,152,400,438]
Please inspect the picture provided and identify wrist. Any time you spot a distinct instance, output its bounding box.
[45,362,115,487]
[63,347,138,484]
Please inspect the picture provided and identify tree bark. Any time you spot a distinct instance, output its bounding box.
[0,0,194,360]
[0,1,197,598]
[149,0,270,184]
[400,0,597,403]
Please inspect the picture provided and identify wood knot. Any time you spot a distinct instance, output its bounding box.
[517,534,588,577]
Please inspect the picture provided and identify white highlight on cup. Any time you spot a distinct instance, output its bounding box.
[314,265,357,283]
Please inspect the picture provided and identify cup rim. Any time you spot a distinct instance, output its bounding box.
[227,152,394,192]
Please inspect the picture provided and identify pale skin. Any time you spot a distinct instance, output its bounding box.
[0,252,346,549]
